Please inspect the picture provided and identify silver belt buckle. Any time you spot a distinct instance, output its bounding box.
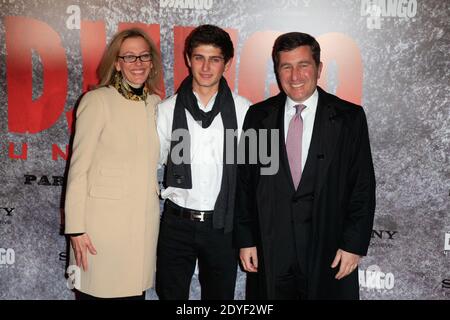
[192,211,205,222]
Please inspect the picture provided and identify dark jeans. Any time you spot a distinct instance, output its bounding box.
[155,201,238,300]
[75,290,145,300]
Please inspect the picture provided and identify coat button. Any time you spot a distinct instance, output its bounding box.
[174,174,183,185]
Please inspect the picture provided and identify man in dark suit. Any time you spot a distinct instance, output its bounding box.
[234,32,376,299]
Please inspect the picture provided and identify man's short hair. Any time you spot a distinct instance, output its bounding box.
[272,32,321,70]
[185,24,234,63]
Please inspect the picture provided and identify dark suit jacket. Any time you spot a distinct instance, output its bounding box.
[234,87,376,299]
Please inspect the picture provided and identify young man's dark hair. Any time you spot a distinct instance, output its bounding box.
[272,32,321,69]
[184,24,234,63]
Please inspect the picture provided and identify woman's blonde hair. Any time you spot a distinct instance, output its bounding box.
[97,28,162,95]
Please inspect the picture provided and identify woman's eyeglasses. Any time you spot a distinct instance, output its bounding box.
[118,54,152,63]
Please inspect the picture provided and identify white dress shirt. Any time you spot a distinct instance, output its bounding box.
[283,89,319,171]
[157,91,250,211]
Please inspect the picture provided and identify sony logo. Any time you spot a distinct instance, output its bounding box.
[371,230,398,240]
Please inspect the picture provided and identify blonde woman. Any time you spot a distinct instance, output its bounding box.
[65,28,162,300]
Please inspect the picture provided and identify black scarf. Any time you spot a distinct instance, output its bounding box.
[165,75,238,233]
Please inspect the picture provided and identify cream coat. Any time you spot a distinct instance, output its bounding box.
[65,86,160,298]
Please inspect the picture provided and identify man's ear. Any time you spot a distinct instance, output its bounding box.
[186,54,192,68]
[317,61,323,79]
[224,57,233,72]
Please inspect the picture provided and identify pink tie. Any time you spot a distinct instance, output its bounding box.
[286,104,306,189]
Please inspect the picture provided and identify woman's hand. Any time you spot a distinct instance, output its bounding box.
[70,233,97,271]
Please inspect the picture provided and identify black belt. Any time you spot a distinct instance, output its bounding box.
[165,200,213,222]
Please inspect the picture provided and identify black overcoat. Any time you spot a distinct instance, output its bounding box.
[234,87,376,299]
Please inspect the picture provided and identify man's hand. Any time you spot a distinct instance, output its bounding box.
[70,233,97,272]
[331,248,360,280]
[240,247,258,272]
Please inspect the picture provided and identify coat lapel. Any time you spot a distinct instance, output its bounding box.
[261,93,296,192]
[293,94,323,197]
[314,87,343,197]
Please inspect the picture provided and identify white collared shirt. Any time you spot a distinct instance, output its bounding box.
[157,91,250,211]
[283,89,319,171]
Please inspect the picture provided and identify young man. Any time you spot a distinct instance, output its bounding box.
[156,25,250,300]
[234,32,376,299]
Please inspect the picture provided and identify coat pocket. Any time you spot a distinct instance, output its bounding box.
[89,185,123,200]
